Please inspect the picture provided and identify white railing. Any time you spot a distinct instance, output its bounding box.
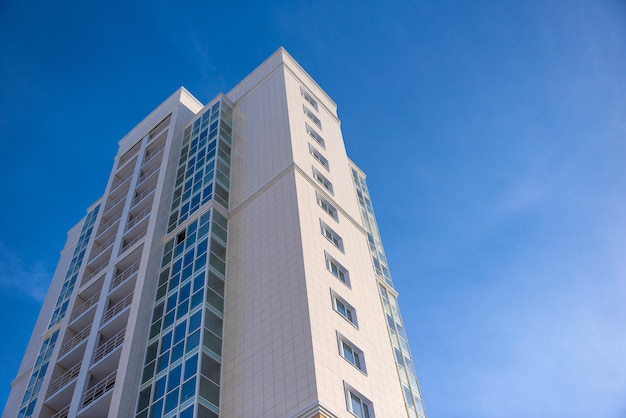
[82,263,108,285]
[90,236,116,259]
[92,328,125,364]
[60,324,91,356]
[142,147,164,166]
[108,176,131,198]
[50,404,70,418]
[71,292,101,320]
[126,206,151,230]
[48,362,82,395]
[111,260,141,290]
[121,231,146,252]
[137,164,159,185]
[102,293,133,324]
[82,369,116,408]
[131,185,156,208]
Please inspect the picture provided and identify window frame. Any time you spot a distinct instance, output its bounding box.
[344,383,374,418]
[325,252,349,286]
[303,105,321,128]
[320,221,343,251]
[309,143,329,170]
[331,290,358,327]
[316,192,338,220]
[339,338,365,373]
[313,167,333,194]
[300,87,318,111]
[306,123,325,148]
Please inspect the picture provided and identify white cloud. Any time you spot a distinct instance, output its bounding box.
[0,243,51,302]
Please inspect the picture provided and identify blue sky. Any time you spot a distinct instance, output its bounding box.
[1,0,626,416]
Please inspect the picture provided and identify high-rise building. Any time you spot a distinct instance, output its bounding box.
[3,48,427,418]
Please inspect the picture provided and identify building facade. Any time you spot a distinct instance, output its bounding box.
[3,48,427,418]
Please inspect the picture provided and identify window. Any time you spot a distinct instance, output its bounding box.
[321,222,342,250]
[303,105,321,128]
[338,336,366,372]
[345,384,374,418]
[325,253,348,284]
[309,144,329,170]
[306,123,325,148]
[313,168,333,193]
[316,193,337,220]
[332,291,357,326]
[300,87,318,110]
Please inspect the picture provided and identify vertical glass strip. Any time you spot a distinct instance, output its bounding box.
[350,166,427,417]
[168,100,232,233]
[17,331,59,418]
[48,205,100,329]
[136,210,228,418]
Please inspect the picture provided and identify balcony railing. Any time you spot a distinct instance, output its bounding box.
[121,231,146,252]
[96,216,121,238]
[92,328,125,364]
[82,263,108,285]
[137,164,159,186]
[108,176,131,199]
[131,186,155,208]
[142,147,164,166]
[111,260,141,290]
[60,324,91,356]
[90,236,116,259]
[82,369,116,408]
[50,404,70,418]
[126,206,151,231]
[48,362,82,396]
[103,293,133,324]
[71,292,100,320]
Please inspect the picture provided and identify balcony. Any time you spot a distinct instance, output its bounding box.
[126,206,151,232]
[101,293,133,335]
[46,362,82,409]
[136,161,160,187]
[80,369,116,414]
[131,185,156,209]
[92,327,125,365]
[58,324,91,368]
[120,230,146,254]
[50,404,70,418]
[90,328,125,380]
[141,146,164,167]
[71,292,100,323]
[109,261,140,301]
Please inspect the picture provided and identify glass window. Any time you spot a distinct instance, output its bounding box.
[309,144,329,170]
[317,193,337,220]
[303,105,321,128]
[300,87,318,110]
[306,123,325,148]
[313,168,333,193]
[332,292,357,326]
[339,337,366,373]
[325,254,348,284]
[349,390,372,418]
[321,222,342,250]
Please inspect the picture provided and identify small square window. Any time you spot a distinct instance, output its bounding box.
[300,87,318,110]
[316,193,337,220]
[306,123,325,148]
[345,383,374,418]
[321,221,342,250]
[325,252,349,284]
[331,290,357,327]
[309,144,329,170]
[313,168,333,193]
[338,336,366,373]
[303,105,321,128]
